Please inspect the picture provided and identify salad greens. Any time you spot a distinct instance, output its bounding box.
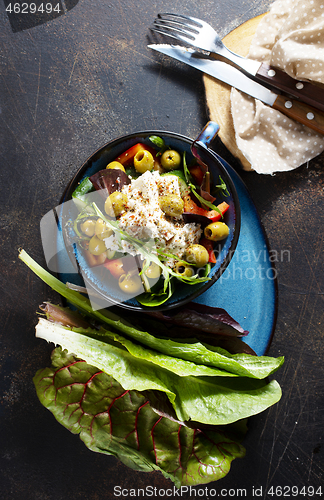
[34,348,247,487]
[35,318,282,426]
[20,249,283,486]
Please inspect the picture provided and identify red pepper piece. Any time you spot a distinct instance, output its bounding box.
[183,195,209,216]
[184,196,229,223]
[115,143,158,167]
[200,237,217,264]
[206,202,230,222]
[103,258,125,278]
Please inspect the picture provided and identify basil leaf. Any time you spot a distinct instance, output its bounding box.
[149,135,165,149]
[148,135,169,156]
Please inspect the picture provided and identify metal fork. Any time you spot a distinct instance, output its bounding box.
[151,13,324,112]
[151,13,260,75]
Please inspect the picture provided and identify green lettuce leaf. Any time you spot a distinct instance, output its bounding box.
[36,319,282,426]
[19,250,283,380]
[33,347,246,487]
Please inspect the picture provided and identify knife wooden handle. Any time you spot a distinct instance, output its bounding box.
[257,63,324,113]
[273,94,324,135]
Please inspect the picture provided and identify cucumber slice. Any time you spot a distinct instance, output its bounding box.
[161,170,191,197]
[106,249,116,260]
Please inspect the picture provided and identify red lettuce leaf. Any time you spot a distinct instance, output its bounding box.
[34,347,246,487]
[89,168,130,198]
[41,303,255,359]
[146,302,249,337]
[126,314,255,355]
[39,302,91,329]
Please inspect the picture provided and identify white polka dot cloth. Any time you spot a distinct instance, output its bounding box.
[231,0,324,174]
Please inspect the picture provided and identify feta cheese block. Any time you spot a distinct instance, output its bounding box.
[103,170,202,266]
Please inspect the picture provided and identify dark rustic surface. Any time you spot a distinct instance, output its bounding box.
[0,0,323,499]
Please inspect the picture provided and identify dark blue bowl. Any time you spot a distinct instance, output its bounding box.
[61,128,241,311]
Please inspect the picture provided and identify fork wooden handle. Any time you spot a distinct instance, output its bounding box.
[256,63,324,113]
[273,94,324,135]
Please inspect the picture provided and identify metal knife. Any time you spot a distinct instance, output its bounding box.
[148,44,324,135]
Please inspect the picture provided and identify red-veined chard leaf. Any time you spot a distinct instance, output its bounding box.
[33,347,246,487]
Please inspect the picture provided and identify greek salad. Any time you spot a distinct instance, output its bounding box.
[70,136,230,306]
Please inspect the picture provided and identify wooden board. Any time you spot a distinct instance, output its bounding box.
[203,14,267,170]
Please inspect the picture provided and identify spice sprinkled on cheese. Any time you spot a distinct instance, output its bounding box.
[104,170,202,263]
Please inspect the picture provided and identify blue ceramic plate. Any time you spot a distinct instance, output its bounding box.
[53,133,277,355]
[194,156,278,355]
[58,129,241,312]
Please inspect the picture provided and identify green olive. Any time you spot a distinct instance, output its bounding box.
[185,244,209,267]
[174,261,195,277]
[144,261,161,279]
[204,222,229,241]
[159,194,184,217]
[95,218,113,240]
[118,273,143,294]
[134,150,154,173]
[106,161,126,172]
[80,218,96,237]
[88,235,107,255]
[161,149,181,171]
[105,191,128,217]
